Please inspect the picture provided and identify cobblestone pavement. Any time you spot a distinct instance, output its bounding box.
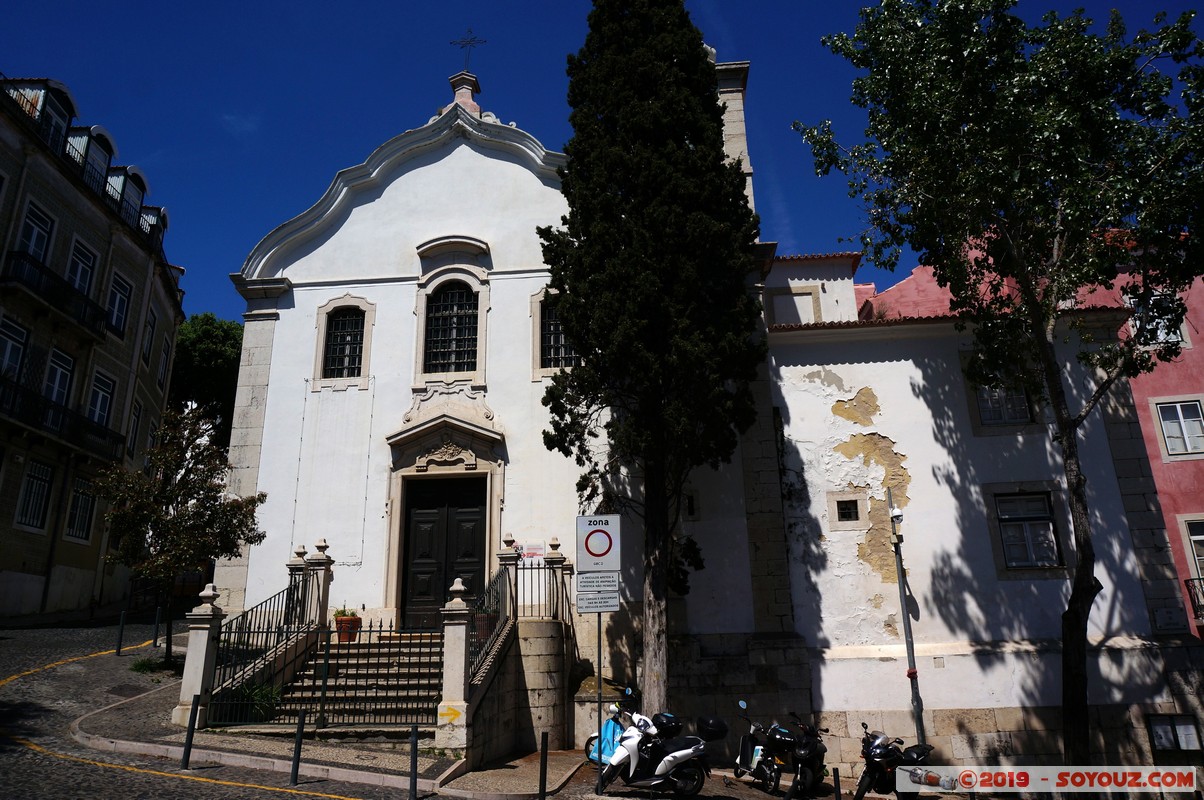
[0,620,418,799]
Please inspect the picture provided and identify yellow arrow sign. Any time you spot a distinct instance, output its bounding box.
[439,706,463,724]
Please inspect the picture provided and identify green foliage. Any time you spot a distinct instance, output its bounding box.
[538,0,764,595]
[229,681,280,724]
[796,0,1203,764]
[169,312,243,449]
[95,405,266,588]
[797,0,1202,404]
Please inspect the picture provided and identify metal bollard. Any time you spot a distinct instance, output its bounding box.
[115,610,126,656]
[410,725,419,799]
[181,694,200,769]
[538,731,549,800]
[833,767,841,796]
[290,709,306,785]
[152,606,162,648]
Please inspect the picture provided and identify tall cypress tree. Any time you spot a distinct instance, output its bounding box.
[538,0,763,712]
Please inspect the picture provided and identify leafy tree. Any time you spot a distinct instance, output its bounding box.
[796,0,1203,763]
[538,0,764,712]
[96,405,266,661]
[169,312,243,449]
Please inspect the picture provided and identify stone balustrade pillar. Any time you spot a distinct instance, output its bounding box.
[171,583,226,728]
[436,577,472,753]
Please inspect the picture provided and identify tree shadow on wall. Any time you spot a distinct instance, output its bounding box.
[910,346,1165,765]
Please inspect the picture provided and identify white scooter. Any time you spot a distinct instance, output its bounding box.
[598,709,727,797]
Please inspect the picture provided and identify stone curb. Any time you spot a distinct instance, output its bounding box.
[69,685,438,793]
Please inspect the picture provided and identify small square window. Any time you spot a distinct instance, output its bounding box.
[836,500,860,522]
[996,493,1061,569]
[977,386,1032,426]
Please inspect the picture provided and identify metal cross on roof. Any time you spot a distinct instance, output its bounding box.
[450,28,487,72]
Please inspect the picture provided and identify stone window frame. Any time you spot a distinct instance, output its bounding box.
[312,295,375,392]
[827,489,870,532]
[982,480,1070,581]
[1126,292,1193,350]
[961,352,1043,437]
[764,284,822,327]
[1174,514,1204,582]
[1149,395,1204,463]
[530,288,580,381]
[413,265,489,389]
[105,272,133,338]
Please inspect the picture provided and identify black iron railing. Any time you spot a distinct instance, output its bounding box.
[514,559,570,621]
[2,251,109,338]
[468,566,512,677]
[0,375,124,460]
[1185,579,1204,621]
[211,570,323,696]
[210,617,442,728]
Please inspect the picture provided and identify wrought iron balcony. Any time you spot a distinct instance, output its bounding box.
[1186,578,1204,623]
[2,251,108,339]
[0,376,124,461]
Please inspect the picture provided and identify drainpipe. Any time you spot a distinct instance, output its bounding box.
[888,486,926,744]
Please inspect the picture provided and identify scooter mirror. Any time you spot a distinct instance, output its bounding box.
[738,700,748,710]
[625,687,634,696]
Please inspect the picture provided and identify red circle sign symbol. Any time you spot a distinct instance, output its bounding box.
[584,529,613,558]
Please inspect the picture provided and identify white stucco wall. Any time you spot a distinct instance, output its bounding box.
[770,320,1155,710]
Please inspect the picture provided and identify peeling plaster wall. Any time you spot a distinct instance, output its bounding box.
[770,324,1156,712]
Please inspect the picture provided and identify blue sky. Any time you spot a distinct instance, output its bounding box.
[3,1,1197,321]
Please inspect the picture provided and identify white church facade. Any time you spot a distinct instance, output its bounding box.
[215,58,1201,770]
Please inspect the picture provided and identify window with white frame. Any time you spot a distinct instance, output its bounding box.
[1128,292,1184,346]
[1158,401,1204,456]
[141,308,157,363]
[423,280,478,374]
[65,478,96,541]
[67,241,97,296]
[87,373,115,427]
[127,401,142,457]
[18,203,53,262]
[157,338,170,388]
[977,385,1033,426]
[1,318,27,381]
[996,493,1061,569]
[15,460,54,529]
[1183,519,1204,580]
[43,349,73,431]
[106,274,132,336]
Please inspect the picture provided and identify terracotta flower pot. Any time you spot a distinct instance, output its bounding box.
[335,615,361,643]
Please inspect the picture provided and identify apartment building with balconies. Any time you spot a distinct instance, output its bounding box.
[0,72,184,617]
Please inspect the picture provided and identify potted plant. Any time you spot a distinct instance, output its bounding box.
[333,606,361,643]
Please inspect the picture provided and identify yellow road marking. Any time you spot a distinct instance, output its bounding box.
[0,640,153,690]
[6,735,368,800]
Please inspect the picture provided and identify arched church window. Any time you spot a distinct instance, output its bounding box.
[424,281,478,374]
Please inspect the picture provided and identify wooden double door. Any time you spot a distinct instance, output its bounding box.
[402,477,486,627]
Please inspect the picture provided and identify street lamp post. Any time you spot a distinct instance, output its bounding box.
[888,486,926,744]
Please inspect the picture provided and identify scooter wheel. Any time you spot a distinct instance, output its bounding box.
[792,767,814,798]
[733,766,745,779]
[672,763,705,797]
[599,763,619,793]
[584,735,598,760]
[767,765,781,794]
[852,769,873,800]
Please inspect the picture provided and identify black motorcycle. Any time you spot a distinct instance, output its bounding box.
[852,721,935,800]
[732,700,798,794]
[781,712,828,800]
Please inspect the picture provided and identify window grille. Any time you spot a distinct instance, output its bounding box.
[65,478,95,541]
[323,308,365,378]
[540,297,579,369]
[16,461,54,528]
[424,281,478,374]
